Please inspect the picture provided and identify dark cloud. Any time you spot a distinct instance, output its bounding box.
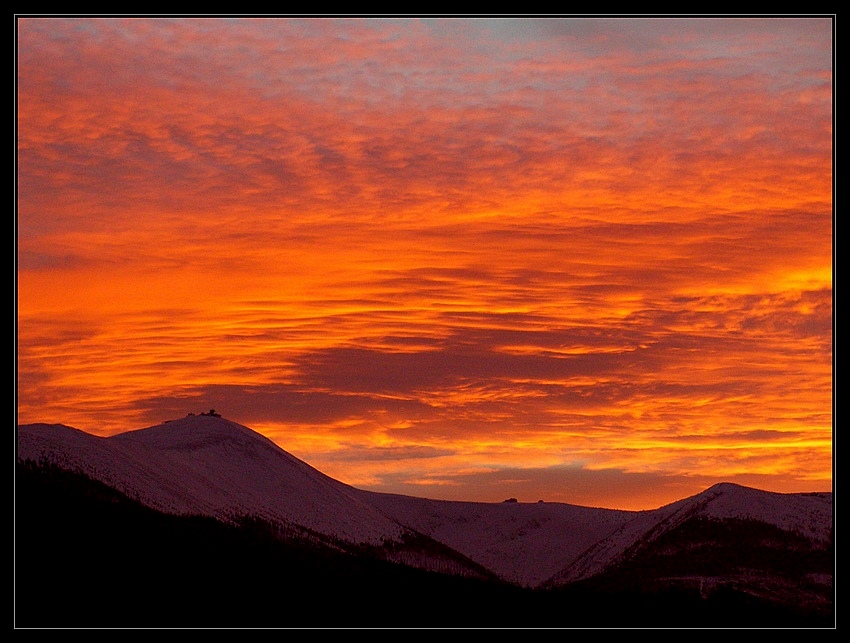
[294,343,652,395]
[358,461,718,510]
[323,444,455,462]
[137,384,435,427]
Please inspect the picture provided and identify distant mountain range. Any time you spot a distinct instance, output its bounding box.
[15,414,834,628]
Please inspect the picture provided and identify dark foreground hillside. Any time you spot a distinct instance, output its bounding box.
[556,514,834,626]
[15,459,543,628]
[15,460,834,628]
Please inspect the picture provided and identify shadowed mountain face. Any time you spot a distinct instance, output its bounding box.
[16,415,834,628]
[15,459,535,628]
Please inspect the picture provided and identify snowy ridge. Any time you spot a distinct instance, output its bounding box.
[358,491,635,587]
[691,482,832,543]
[18,416,407,545]
[16,415,833,589]
[544,481,834,586]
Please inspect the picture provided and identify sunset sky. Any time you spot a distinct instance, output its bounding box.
[16,16,833,510]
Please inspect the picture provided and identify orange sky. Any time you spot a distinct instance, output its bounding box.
[16,17,833,510]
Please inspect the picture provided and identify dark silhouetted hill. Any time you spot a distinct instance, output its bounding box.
[16,416,834,628]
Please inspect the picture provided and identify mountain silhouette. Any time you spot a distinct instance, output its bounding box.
[16,414,834,628]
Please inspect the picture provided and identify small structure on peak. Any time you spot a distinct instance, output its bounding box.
[199,408,221,417]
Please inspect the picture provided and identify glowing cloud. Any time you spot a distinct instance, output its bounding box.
[17,17,832,509]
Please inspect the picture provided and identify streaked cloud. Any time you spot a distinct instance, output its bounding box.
[16,16,832,509]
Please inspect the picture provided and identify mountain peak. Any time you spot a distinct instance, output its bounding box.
[682,480,833,545]
[19,415,409,545]
[112,413,273,452]
[705,481,748,493]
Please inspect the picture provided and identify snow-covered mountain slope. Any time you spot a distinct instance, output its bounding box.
[17,415,406,545]
[545,481,834,586]
[16,415,833,591]
[357,491,635,587]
